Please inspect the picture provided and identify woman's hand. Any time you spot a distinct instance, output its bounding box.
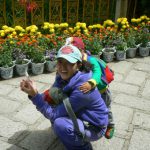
[79,82,92,93]
[20,79,38,97]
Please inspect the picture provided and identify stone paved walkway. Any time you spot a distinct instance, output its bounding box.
[0,57,150,150]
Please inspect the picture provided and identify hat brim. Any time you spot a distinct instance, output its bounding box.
[57,54,78,64]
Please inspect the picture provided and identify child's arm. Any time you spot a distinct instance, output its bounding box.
[80,57,106,93]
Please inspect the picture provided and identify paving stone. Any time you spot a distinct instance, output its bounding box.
[0,97,20,114]
[32,72,56,84]
[50,139,65,150]
[8,82,46,102]
[14,103,42,125]
[0,140,23,150]
[124,70,146,86]
[8,87,30,102]
[92,136,125,150]
[0,116,27,139]
[19,128,56,150]
[127,57,150,64]
[132,111,150,129]
[114,94,150,112]
[0,76,25,87]
[0,84,16,95]
[37,119,51,130]
[114,73,124,82]
[110,61,133,74]
[142,79,150,100]
[109,82,139,95]
[112,104,133,136]
[128,129,150,150]
[134,63,150,72]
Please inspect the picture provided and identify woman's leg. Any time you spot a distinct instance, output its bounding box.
[53,117,105,150]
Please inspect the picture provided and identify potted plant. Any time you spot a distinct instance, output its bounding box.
[138,27,150,57]
[45,49,57,72]
[101,29,117,62]
[13,47,30,76]
[0,42,15,79]
[91,37,103,59]
[125,31,137,58]
[114,33,127,61]
[27,46,46,75]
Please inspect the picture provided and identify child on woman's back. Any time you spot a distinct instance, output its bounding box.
[66,37,115,139]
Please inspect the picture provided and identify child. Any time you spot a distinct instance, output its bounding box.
[66,37,115,139]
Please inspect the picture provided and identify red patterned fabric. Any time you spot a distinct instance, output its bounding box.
[43,90,55,104]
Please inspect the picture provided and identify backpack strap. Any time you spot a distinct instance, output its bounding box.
[63,97,85,139]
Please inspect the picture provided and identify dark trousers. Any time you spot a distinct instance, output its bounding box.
[101,89,114,127]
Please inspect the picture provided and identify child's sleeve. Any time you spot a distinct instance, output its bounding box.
[88,57,104,87]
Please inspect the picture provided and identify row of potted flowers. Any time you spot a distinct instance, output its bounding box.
[101,43,150,63]
[0,42,150,80]
[0,55,57,80]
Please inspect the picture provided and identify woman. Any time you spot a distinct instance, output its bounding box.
[20,45,108,150]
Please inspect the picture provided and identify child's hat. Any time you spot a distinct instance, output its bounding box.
[66,37,85,50]
[57,45,82,63]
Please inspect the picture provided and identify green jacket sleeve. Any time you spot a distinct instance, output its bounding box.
[88,57,104,86]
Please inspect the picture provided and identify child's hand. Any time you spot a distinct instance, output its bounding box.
[20,79,38,97]
[79,82,92,93]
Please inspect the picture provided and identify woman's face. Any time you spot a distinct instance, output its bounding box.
[57,58,79,80]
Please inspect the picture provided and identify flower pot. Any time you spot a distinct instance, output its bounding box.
[139,47,150,57]
[102,47,116,62]
[45,60,57,73]
[15,59,31,76]
[31,61,46,75]
[0,63,15,80]
[115,51,126,61]
[126,47,137,58]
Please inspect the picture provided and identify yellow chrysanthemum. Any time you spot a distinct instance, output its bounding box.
[134,27,138,30]
[1,32,5,37]
[121,21,126,25]
[137,18,141,23]
[10,40,14,44]
[49,24,54,29]
[26,26,30,31]
[81,23,86,28]
[31,25,38,30]
[49,29,55,33]
[117,18,122,23]
[2,25,8,30]
[131,18,136,23]
[88,25,93,30]
[12,31,17,35]
[54,24,60,28]
[76,22,81,26]
[43,25,49,29]
[4,29,10,33]
[31,28,36,33]
[19,33,24,37]
[122,25,126,29]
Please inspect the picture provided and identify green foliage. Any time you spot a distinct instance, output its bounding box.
[125,30,136,48]
[114,33,127,51]
[30,47,45,63]
[0,43,13,67]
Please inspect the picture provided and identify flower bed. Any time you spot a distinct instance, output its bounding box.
[0,15,150,79]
